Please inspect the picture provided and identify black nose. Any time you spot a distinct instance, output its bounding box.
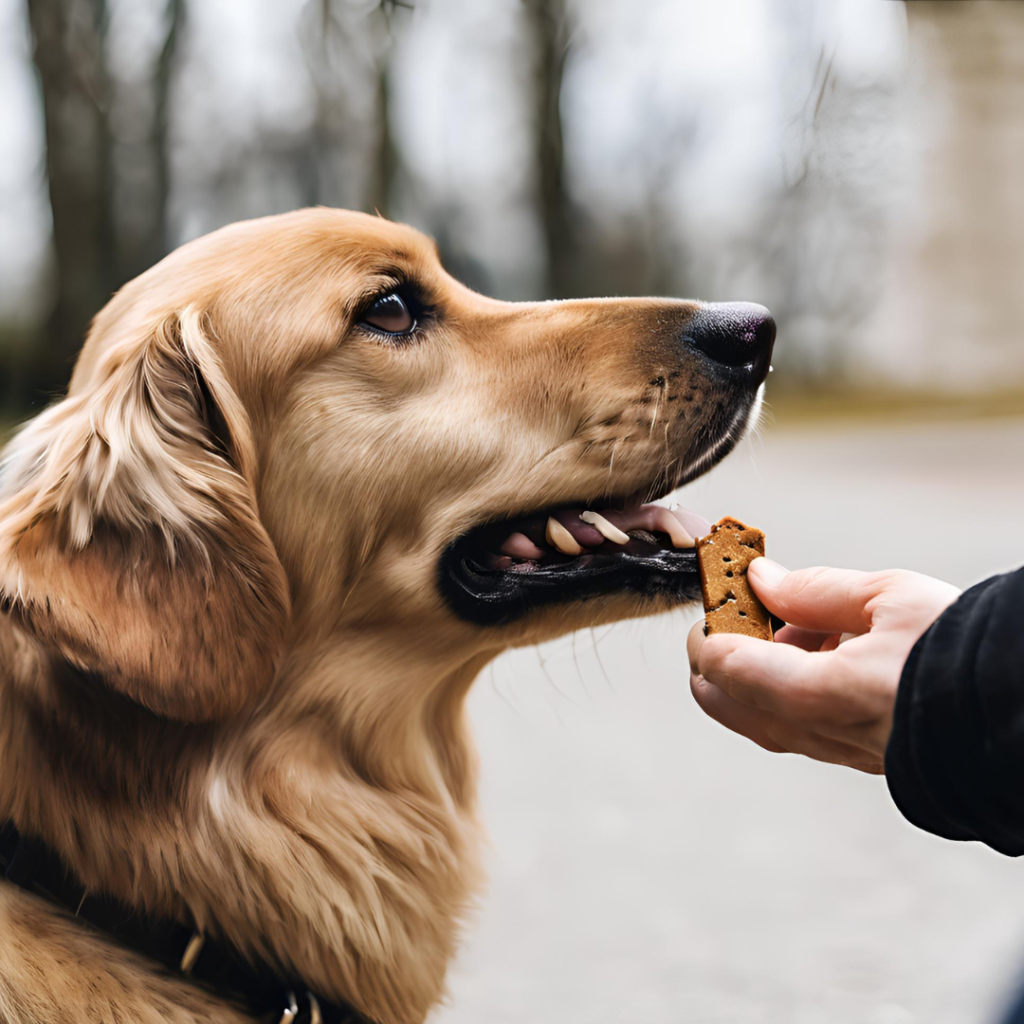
[683,302,776,384]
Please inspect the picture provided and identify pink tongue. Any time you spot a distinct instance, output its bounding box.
[500,532,546,559]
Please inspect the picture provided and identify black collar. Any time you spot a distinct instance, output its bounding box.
[0,822,370,1024]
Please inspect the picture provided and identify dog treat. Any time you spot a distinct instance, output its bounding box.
[697,517,773,640]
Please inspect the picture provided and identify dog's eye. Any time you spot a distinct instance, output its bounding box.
[361,293,415,335]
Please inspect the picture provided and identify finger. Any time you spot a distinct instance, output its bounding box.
[748,561,881,635]
[686,617,706,676]
[695,632,839,720]
[691,675,884,771]
[762,718,885,769]
[689,674,786,752]
[774,624,839,652]
[700,633,894,757]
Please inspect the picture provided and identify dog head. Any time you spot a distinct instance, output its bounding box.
[0,208,774,720]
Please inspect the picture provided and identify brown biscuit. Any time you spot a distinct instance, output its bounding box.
[696,517,773,640]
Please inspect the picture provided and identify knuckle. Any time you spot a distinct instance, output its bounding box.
[699,635,735,678]
[688,672,708,700]
[882,568,917,591]
[869,568,927,602]
[868,569,960,626]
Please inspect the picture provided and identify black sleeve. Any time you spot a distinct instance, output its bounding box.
[885,567,1024,857]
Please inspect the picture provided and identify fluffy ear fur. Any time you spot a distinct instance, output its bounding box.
[0,308,290,721]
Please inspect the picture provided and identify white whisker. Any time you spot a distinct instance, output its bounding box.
[676,387,762,484]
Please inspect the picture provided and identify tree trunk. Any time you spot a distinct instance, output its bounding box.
[22,0,184,404]
[366,52,397,218]
[116,0,184,283]
[523,0,572,299]
[26,0,115,397]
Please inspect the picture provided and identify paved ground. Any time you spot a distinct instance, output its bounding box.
[435,415,1024,1024]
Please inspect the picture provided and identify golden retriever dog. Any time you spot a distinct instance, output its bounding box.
[0,208,774,1024]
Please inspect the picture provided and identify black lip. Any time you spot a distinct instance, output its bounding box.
[439,541,702,627]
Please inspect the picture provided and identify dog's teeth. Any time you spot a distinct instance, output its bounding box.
[668,523,696,549]
[546,517,583,556]
[670,526,696,549]
[648,505,696,548]
[579,511,629,545]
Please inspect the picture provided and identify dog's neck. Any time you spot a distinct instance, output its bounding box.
[0,614,499,1024]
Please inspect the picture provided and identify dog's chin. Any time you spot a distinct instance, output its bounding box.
[438,389,763,627]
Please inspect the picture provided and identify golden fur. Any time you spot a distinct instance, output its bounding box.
[0,209,752,1023]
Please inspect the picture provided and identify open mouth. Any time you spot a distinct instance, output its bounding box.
[440,499,712,626]
[437,300,776,626]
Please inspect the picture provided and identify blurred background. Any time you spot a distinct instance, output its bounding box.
[2,0,1024,1021]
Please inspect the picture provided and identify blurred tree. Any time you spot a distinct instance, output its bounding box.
[300,0,405,216]
[26,0,114,398]
[365,26,397,219]
[113,0,184,283]
[523,0,573,299]
[22,0,183,403]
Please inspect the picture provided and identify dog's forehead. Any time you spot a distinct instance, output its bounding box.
[222,208,443,276]
[315,211,441,268]
[135,209,443,307]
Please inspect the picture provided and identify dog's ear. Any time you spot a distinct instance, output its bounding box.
[0,308,290,721]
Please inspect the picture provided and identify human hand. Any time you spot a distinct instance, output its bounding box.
[688,562,961,773]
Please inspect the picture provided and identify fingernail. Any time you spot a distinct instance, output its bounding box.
[750,558,789,588]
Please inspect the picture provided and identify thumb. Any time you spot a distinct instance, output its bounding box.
[748,561,877,635]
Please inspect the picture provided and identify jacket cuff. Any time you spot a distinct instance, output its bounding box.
[885,574,1024,857]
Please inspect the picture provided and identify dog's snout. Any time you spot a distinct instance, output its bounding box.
[683,302,776,384]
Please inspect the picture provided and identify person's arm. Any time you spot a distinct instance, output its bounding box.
[688,561,1024,855]
[886,569,1024,856]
